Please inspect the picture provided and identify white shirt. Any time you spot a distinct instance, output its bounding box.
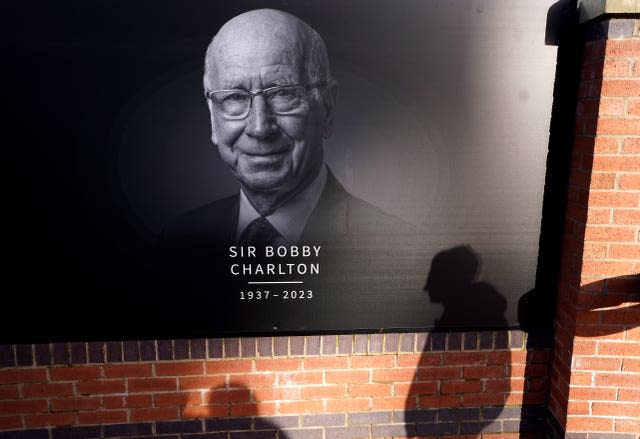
[235,165,328,244]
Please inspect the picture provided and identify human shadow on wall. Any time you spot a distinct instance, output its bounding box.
[403,246,513,437]
[180,384,290,439]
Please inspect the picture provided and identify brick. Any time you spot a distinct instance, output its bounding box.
[394,381,437,397]
[156,361,205,376]
[623,137,640,153]
[417,395,461,408]
[463,392,505,406]
[103,363,152,378]
[609,244,640,259]
[229,373,276,389]
[252,387,299,401]
[50,366,100,381]
[447,333,462,350]
[130,407,178,422]
[592,402,640,417]
[129,377,177,392]
[615,419,640,433]
[304,357,349,370]
[77,410,129,425]
[599,98,626,116]
[174,339,190,360]
[326,370,370,384]
[50,396,101,412]
[302,413,346,427]
[230,402,276,416]
[191,339,206,359]
[0,385,19,400]
[582,261,637,277]
[326,426,369,439]
[157,419,203,434]
[598,118,640,135]
[206,417,252,431]
[605,39,640,57]
[602,308,640,324]
[123,340,139,362]
[595,372,640,387]
[106,341,122,362]
[254,416,299,429]
[179,375,226,390]
[568,386,617,401]
[278,371,323,386]
[622,359,640,373]
[103,393,152,410]
[87,342,105,363]
[353,335,368,354]
[25,413,75,428]
[583,242,609,259]
[372,423,413,437]
[442,352,486,366]
[279,400,323,414]
[207,339,223,359]
[351,355,395,369]
[52,343,69,365]
[306,336,320,355]
[255,358,300,372]
[301,385,345,399]
[586,191,640,208]
[584,226,636,242]
[0,399,48,414]
[34,344,51,366]
[396,353,441,368]
[158,339,174,360]
[348,411,391,425]
[155,391,201,406]
[603,58,632,77]
[416,366,461,381]
[281,428,323,439]
[207,359,253,374]
[183,404,227,419]
[290,336,305,356]
[240,338,256,358]
[0,368,47,384]
[204,389,250,403]
[441,380,482,394]
[347,383,391,397]
[326,398,370,413]
[76,379,126,395]
[601,79,640,97]
[23,383,74,398]
[140,340,156,361]
[371,396,407,410]
[103,422,153,437]
[0,415,22,429]
[369,334,383,353]
[338,335,352,354]
[619,174,640,190]
[372,368,415,382]
[322,335,337,355]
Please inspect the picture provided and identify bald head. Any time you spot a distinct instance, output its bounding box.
[204,9,332,90]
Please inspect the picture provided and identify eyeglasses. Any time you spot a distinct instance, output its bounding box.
[204,83,327,120]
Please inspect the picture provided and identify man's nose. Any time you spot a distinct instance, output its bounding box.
[244,94,277,139]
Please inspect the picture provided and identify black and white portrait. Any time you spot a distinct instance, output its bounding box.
[5,0,557,338]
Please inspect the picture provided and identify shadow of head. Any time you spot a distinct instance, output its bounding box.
[424,245,507,327]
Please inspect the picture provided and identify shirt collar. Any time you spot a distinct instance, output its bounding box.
[236,165,328,243]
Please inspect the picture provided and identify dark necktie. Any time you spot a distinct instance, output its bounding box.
[239,217,283,245]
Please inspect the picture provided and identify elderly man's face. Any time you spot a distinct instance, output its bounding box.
[207,34,333,199]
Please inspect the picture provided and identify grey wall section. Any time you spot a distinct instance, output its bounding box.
[5,0,557,339]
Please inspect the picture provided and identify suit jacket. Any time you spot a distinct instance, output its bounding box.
[159,169,404,248]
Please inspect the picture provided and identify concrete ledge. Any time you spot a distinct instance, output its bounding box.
[578,0,640,23]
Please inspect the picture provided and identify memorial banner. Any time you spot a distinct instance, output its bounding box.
[5,0,558,340]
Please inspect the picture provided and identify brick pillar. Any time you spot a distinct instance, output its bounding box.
[548,4,640,438]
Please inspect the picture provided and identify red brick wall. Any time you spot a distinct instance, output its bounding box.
[0,332,549,438]
[548,17,640,439]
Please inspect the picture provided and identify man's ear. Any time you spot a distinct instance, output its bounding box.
[207,99,219,146]
[321,80,338,139]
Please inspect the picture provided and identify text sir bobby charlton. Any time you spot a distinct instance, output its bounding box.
[228,245,322,276]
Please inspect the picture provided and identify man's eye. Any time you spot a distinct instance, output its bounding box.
[225,93,248,102]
